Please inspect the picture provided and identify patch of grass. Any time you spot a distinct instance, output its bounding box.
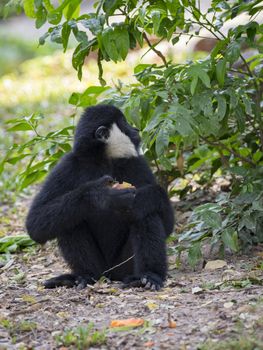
[0,319,37,339]
[0,234,36,253]
[198,337,263,350]
[55,323,107,349]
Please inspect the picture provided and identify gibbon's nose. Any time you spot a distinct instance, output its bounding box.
[95,126,109,140]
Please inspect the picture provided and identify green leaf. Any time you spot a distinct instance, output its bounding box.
[0,235,36,253]
[35,6,47,28]
[6,154,31,165]
[7,123,33,132]
[114,24,129,60]
[20,170,47,189]
[42,0,54,12]
[202,210,222,230]
[84,86,110,94]
[235,105,245,132]
[69,86,110,106]
[23,0,36,18]
[101,27,119,62]
[103,0,123,15]
[80,17,103,35]
[222,228,239,252]
[152,10,161,34]
[68,92,80,105]
[188,65,210,89]
[155,123,170,157]
[216,59,226,86]
[216,95,227,120]
[169,104,193,136]
[172,36,179,45]
[72,42,91,80]
[47,10,63,25]
[198,70,211,88]
[188,242,202,267]
[210,39,228,59]
[63,0,81,20]
[226,42,240,65]
[61,22,72,51]
[190,76,198,95]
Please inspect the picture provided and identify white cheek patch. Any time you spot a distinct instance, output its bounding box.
[106,123,138,159]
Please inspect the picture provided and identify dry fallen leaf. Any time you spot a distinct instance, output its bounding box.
[168,313,177,329]
[205,260,227,270]
[21,294,37,304]
[146,302,158,311]
[177,153,184,175]
[168,320,177,328]
[144,341,155,347]
[192,286,203,294]
[223,302,234,309]
[110,318,144,328]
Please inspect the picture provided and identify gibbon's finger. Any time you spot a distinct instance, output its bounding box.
[99,175,115,186]
[109,188,136,196]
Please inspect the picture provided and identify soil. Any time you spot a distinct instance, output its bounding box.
[0,195,263,350]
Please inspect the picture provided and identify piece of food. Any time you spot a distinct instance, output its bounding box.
[110,318,144,328]
[112,181,135,189]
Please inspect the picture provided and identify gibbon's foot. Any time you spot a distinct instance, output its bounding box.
[43,274,77,289]
[75,275,96,290]
[122,272,163,291]
[43,274,95,289]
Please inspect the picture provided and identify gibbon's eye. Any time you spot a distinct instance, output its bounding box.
[95,126,109,140]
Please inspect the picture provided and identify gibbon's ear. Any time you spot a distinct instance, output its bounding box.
[95,126,110,140]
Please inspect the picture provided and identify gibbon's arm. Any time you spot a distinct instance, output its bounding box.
[26,176,110,244]
[26,158,135,244]
[26,154,117,244]
[134,184,174,236]
[124,156,174,236]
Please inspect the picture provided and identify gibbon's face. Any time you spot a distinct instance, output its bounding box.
[94,117,141,159]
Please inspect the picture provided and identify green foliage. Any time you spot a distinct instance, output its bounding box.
[55,323,107,349]
[0,235,36,253]
[3,0,263,263]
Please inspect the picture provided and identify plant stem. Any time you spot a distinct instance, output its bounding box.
[201,136,256,167]
[143,32,168,67]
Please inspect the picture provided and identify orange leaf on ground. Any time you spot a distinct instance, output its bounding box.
[168,320,177,328]
[110,318,144,328]
[168,313,177,328]
[144,341,155,347]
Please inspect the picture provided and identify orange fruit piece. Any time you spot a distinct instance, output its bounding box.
[110,318,144,328]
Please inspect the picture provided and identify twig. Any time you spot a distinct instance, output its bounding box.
[8,298,51,316]
[143,32,168,67]
[201,136,256,167]
[102,254,135,275]
[97,49,106,86]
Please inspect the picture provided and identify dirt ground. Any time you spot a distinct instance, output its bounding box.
[0,196,263,350]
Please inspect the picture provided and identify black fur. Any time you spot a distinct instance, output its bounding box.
[26,105,174,290]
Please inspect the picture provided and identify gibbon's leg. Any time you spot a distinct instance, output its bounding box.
[123,214,167,291]
[44,225,109,289]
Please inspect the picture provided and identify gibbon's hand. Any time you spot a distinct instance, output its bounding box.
[108,187,136,212]
[91,175,114,188]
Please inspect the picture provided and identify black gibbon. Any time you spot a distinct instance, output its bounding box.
[26,105,174,290]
